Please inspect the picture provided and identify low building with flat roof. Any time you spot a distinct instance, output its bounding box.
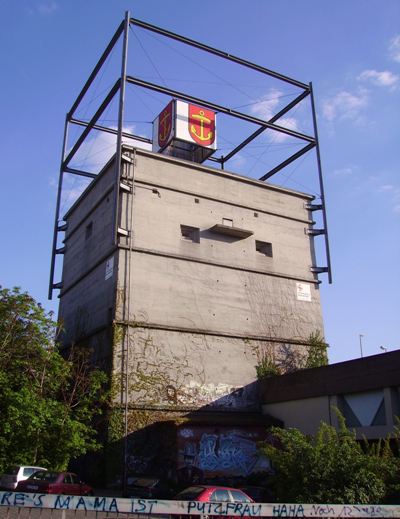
[261,350,400,439]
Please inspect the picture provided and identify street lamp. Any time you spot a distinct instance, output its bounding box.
[359,334,364,358]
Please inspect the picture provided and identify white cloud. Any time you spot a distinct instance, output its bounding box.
[377,183,400,214]
[332,167,354,177]
[250,89,281,119]
[70,125,151,172]
[37,1,58,14]
[389,35,400,63]
[322,89,368,122]
[60,176,92,215]
[358,69,399,89]
[250,89,299,142]
[378,184,395,192]
[230,153,247,168]
[61,126,151,211]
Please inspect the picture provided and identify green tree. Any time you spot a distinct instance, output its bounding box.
[260,413,399,504]
[303,331,329,369]
[0,287,108,473]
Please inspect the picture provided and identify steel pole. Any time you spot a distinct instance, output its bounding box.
[359,334,364,358]
[113,11,130,246]
[116,11,131,498]
[309,82,332,284]
[48,115,69,300]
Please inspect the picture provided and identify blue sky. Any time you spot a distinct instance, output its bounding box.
[1,0,399,363]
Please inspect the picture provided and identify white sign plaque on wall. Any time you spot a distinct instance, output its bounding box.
[296,282,311,302]
[105,256,114,280]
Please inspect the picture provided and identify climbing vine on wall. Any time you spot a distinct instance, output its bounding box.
[112,324,207,409]
[254,331,328,379]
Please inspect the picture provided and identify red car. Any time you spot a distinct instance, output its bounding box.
[174,485,256,519]
[16,471,93,495]
[174,485,255,519]
[174,485,254,503]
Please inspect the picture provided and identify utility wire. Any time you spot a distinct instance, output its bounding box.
[137,27,259,103]
[131,26,168,88]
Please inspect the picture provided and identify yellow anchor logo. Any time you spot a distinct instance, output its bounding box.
[158,101,173,147]
[159,110,171,141]
[190,110,213,142]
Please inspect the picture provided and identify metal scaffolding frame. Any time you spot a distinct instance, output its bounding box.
[49,11,332,299]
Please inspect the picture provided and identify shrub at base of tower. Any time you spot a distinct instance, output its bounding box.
[0,286,108,473]
[259,412,400,504]
[255,331,329,379]
[303,331,329,369]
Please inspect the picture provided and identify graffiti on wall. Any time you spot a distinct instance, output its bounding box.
[1,492,399,517]
[177,426,270,479]
[179,381,258,409]
[198,432,260,474]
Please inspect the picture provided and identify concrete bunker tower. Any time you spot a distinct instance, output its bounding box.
[49,14,331,486]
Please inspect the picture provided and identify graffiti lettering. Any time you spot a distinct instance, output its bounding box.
[108,498,119,512]
[338,506,354,517]
[55,496,72,509]
[180,381,257,409]
[0,493,12,506]
[131,499,157,514]
[339,505,394,517]
[187,501,262,517]
[198,432,259,475]
[93,497,106,511]
[273,504,305,517]
[356,505,384,517]
[311,505,335,516]
[1,493,400,517]
[75,497,87,510]
[199,433,219,470]
[33,494,45,507]
[13,493,27,507]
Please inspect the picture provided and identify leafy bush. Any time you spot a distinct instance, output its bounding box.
[0,287,108,472]
[259,412,400,504]
[303,331,328,369]
[255,355,281,379]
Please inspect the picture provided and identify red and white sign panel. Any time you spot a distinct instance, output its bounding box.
[154,100,174,150]
[188,104,216,147]
[153,100,217,152]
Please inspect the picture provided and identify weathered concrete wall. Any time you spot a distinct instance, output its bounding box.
[113,149,323,411]
[58,262,116,346]
[117,251,322,339]
[123,150,318,281]
[58,162,117,346]
[61,165,115,288]
[59,147,324,397]
[112,326,261,410]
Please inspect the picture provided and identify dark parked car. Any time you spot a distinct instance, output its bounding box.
[123,477,174,498]
[174,485,254,503]
[16,471,93,495]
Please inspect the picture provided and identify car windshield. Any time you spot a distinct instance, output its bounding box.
[175,486,205,500]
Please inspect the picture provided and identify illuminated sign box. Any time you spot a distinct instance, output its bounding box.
[152,99,217,163]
